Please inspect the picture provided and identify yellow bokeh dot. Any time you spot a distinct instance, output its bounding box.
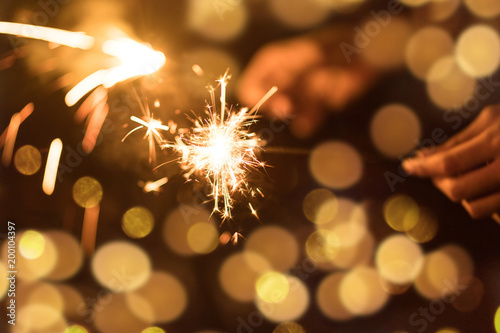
[122,206,155,239]
[494,306,500,333]
[65,325,89,333]
[464,0,500,19]
[436,328,460,333]
[303,188,338,224]
[142,327,166,333]
[384,195,420,232]
[406,207,438,243]
[273,322,306,333]
[14,145,42,175]
[187,222,219,254]
[306,230,340,263]
[73,176,103,208]
[256,271,290,304]
[456,25,500,78]
[19,230,46,259]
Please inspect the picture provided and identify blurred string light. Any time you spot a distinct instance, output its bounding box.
[42,138,63,196]
[1,103,34,167]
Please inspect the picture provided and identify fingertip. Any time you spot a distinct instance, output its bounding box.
[402,159,416,176]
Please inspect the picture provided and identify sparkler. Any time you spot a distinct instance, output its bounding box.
[164,74,278,219]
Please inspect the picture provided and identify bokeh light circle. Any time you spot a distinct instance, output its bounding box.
[456,25,500,78]
[309,141,363,190]
[14,145,42,175]
[303,188,338,225]
[72,176,103,208]
[92,241,151,292]
[122,206,155,239]
[370,104,421,158]
[246,226,299,272]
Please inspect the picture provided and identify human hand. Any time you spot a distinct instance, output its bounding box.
[237,36,374,138]
[403,105,500,219]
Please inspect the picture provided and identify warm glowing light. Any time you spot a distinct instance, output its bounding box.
[45,231,84,281]
[142,328,166,333]
[65,37,165,107]
[94,294,150,333]
[164,76,277,219]
[406,206,439,243]
[65,325,89,333]
[92,241,152,292]
[2,113,20,167]
[309,141,363,190]
[303,188,338,224]
[14,145,42,175]
[255,276,309,323]
[0,262,8,299]
[256,271,290,303]
[0,21,94,49]
[306,230,340,263]
[456,25,500,78]
[494,306,500,333]
[376,234,423,285]
[127,271,188,323]
[426,56,476,109]
[219,251,271,302]
[371,104,421,158]
[316,272,354,321]
[187,222,219,254]
[42,138,63,196]
[451,276,484,312]
[406,27,455,80]
[122,206,155,239]
[19,230,46,259]
[246,226,299,272]
[17,305,67,332]
[384,195,420,232]
[339,266,389,316]
[273,322,306,333]
[72,176,103,208]
[141,177,168,193]
[464,0,500,19]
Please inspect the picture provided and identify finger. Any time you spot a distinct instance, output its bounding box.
[416,105,500,157]
[403,125,500,177]
[432,158,500,202]
[462,194,500,219]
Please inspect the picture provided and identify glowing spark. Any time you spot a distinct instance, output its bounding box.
[65,37,166,107]
[0,21,95,49]
[42,138,63,195]
[122,90,169,164]
[164,75,277,219]
[0,103,34,148]
[140,177,169,193]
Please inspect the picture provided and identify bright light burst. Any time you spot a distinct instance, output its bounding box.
[164,73,277,219]
[65,37,166,106]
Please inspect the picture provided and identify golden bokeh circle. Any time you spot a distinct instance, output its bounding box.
[384,195,420,232]
[303,188,338,225]
[464,0,500,18]
[273,322,306,333]
[370,104,421,158]
[306,230,340,263]
[122,206,155,239]
[309,141,363,190]
[456,25,500,78]
[19,230,46,259]
[14,145,42,175]
[72,176,103,208]
[256,271,290,304]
